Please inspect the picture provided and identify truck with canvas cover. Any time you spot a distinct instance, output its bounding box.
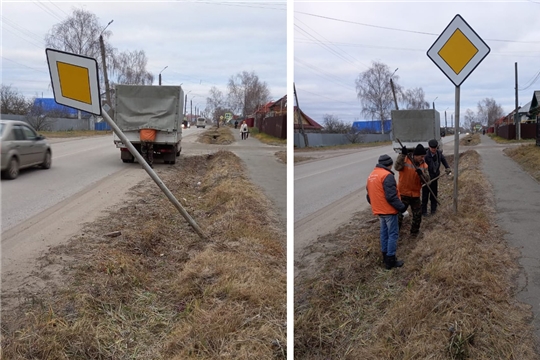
[391,109,442,153]
[113,85,184,164]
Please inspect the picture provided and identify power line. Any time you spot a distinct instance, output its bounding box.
[32,1,64,21]
[295,58,355,91]
[1,27,44,49]
[295,16,369,70]
[295,11,540,44]
[2,57,49,73]
[519,70,540,91]
[296,87,358,106]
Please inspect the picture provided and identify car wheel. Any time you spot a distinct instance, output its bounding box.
[41,150,52,169]
[3,157,20,180]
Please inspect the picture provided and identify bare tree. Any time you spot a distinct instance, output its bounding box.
[0,84,31,115]
[45,7,113,62]
[401,87,430,110]
[355,61,402,133]
[463,109,477,132]
[205,86,230,123]
[477,98,504,127]
[322,114,350,133]
[111,50,154,85]
[227,71,271,117]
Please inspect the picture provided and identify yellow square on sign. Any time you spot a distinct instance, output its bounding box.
[57,61,92,104]
[438,29,479,75]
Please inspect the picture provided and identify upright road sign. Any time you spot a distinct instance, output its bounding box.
[427,14,490,87]
[427,15,490,214]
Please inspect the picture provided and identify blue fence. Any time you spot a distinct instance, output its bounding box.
[95,122,111,131]
[352,120,392,134]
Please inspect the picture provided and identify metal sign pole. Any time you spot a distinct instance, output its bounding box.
[101,111,207,240]
[453,86,460,214]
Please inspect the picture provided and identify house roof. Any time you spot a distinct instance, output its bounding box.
[518,101,532,114]
[293,106,323,129]
[530,90,540,114]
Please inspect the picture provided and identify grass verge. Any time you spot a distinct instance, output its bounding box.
[1,150,286,359]
[294,141,391,152]
[249,127,287,146]
[197,127,235,145]
[275,151,286,164]
[294,149,538,359]
[41,130,112,138]
[488,134,536,144]
[504,143,540,183]
[294,156,314,163]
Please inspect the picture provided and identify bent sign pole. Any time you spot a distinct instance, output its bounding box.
[45,48,206,240]
[427,14,490,213]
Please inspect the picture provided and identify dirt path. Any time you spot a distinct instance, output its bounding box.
[1,167,147,309]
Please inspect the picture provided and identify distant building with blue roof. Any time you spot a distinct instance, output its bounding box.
[32,98,92,118]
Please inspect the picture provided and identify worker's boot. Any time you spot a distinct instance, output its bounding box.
[381,252,387,264]
[385,255,404,270]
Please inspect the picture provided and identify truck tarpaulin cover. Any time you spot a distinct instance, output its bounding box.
[114,85,184,131]
[391,109,441,142]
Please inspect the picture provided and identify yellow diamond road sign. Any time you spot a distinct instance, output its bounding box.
[46,48,101,115]
[427,14,490,87]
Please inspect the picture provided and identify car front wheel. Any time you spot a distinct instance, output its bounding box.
[2,157,20,180]
[41,150,52,169]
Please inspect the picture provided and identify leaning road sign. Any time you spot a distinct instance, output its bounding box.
[427,14,490,87]
[46,48,101,115]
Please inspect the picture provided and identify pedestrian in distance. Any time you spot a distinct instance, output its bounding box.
[139,128,157,168]
[422,139,451,216]
[366,154,408,269]
[234,120,238,129]
[395,144,430,236]
[239,120,249,140]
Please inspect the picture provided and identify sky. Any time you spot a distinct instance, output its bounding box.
[294,1,540,127]
[1,0,286,115]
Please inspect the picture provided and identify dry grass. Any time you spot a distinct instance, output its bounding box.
[460,133,481,146]
[41,130,112,138]
[2,151,286,359]
[295,149,538,359]
[504,144,540,183]
[488,134,536,144]
[250,128,287,146]
[275,151,287,164]
[294,156,314,163]
[294,141,392,152]
[198,127,235,145]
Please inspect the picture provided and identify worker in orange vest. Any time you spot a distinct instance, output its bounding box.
[394,144,430,236]
[139,128,157,168]
[366,154,407,269]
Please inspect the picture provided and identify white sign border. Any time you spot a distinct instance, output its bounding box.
[427,14,490,87]
[46,48,101,116]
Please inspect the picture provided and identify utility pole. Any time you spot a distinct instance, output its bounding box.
[190,99,193,124]
[184,94,187,122]
[515,62,520,140]
[293,82,309,147]
[99,35,111,108]
[390,78,399,111]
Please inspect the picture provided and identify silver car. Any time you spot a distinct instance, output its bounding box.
[0,120,52,179]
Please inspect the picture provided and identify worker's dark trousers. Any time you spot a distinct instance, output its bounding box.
[422,179,438,214]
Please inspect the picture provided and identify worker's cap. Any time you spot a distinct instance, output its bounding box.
[378,154,393,167]
[428,139,438,148]
[413,144,427,156]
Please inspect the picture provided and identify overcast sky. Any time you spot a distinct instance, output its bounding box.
[294,1,540,126]
[1,1,286,113]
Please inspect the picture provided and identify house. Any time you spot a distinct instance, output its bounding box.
[293,106,323,132]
